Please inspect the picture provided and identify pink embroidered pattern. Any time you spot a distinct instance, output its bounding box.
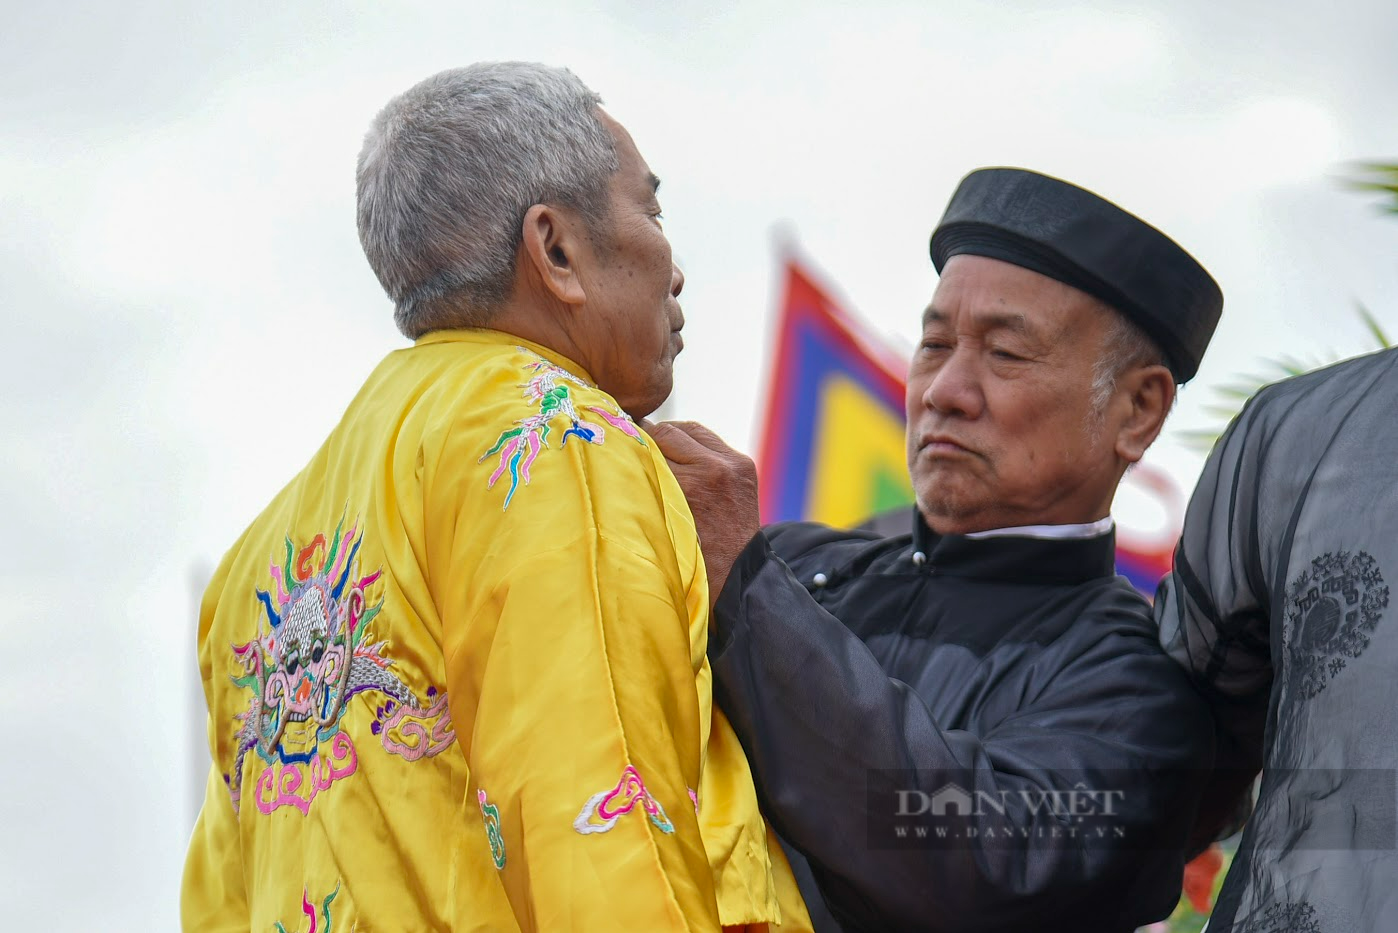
[253,731,358,816]
[584,404,645,442]
[480,351,646,509]
[225,512,457,816]
[573,765,676,835]
[373,687,455,761]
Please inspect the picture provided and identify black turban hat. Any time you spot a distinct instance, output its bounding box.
[929,167,1223,383]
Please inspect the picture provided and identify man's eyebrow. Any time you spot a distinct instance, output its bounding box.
[648,172,661,194]
[921,306,1035,335]
[981,311,1031,334]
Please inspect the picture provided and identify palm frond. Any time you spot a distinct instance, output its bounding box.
[1356,301,1392,349]
[1341,162,1398,214]
[1181,168,1396,455]
[1181,357,1326,453]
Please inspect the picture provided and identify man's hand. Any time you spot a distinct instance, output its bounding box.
[646,420,761,606]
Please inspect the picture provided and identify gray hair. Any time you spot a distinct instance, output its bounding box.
[356,62,620,338]
[1090,310,1169,412]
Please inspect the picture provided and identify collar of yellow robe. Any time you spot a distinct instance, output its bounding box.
[415,327,597,386]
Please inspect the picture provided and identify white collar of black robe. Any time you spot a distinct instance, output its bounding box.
[907,508,1117,586]
[929,167,1223,383]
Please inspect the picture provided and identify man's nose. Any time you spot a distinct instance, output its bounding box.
[922,350,984,419]
[671,262,685,298]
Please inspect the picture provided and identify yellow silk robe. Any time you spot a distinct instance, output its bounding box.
[182,329,812,932]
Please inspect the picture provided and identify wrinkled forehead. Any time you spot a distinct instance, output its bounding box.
[924,254,1114,338]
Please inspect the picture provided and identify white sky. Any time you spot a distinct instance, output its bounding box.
[4,1,1398,927]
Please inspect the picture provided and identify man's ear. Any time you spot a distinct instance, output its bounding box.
[520,204,587,306]
[1114,364,1176,463]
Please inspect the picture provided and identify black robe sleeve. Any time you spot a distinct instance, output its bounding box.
[1155,399,1273,850]
[711,533,1213,933]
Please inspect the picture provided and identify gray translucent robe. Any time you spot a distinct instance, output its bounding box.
[1157,347,1398,933]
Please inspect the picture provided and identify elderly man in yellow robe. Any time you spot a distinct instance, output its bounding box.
[181,62,812,932]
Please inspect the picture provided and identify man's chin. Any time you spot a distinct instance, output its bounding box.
[627,371,675,420]
[621,389,670,421]
[915,487,992,536]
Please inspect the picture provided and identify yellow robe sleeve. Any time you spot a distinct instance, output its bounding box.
[439,395,721,930]
[181,552,251,931]
[182,761,249,930]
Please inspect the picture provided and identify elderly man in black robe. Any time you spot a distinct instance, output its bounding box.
[650,167,1225,933]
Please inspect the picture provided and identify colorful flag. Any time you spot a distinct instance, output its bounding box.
[754,255,1180,596]
[1111,465,1181,597]
[756,259,914,528]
